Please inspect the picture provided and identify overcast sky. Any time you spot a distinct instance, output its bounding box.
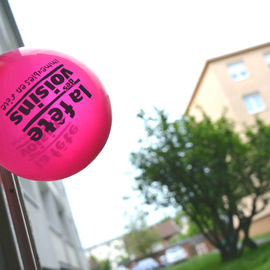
[9,0,270,248]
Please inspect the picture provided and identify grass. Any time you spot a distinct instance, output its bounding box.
[252,231,270,241]
[238,231,270,244]
[166,241,270,270]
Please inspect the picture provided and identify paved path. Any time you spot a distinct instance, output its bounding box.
[255,237,270,245]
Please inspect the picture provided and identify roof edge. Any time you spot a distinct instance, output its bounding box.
[184,60,210,114]
[185,41,270,114]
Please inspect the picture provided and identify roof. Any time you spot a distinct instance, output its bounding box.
[152,220,179,240]
[185,42,270,114]
[86,219,180,252]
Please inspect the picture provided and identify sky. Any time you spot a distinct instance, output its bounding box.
[8,0,270,249]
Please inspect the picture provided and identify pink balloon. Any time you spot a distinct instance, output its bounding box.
[0,48,112,181]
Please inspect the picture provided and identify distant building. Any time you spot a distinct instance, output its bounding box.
[186,42,270,126]
[123,221,215,269]
[150,219,180,252]
[85,237,128,269]
[150,222,215,260]
[85,219,180,269]
[123,219,180,255]
[186,42,270,237]
[174,234,214,258]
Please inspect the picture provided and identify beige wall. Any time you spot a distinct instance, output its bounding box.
[211,47,270,127]
[249,215,270,237]
[188,67,235,121]
[189,43,270,127]
[245,192,270,222]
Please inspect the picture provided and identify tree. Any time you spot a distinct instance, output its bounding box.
[89,255,112,270]
[124,209,161,258]
[170,210,201,243]
[130,109,270,261]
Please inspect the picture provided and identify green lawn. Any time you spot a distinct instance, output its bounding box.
[252,231,270,241]
[166,241,270,270]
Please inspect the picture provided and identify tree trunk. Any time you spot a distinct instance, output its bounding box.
[195,221,241,261]
[219,243,240,261]
[242,237,257,249]
[240,217,258,250]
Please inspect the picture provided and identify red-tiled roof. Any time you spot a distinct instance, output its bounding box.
[152,220,179,240]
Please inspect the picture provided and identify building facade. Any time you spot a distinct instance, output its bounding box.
[20,178,89,270]
[186,43,270,126]
[85,219,180,269]
[85,237,128,269]
[186,42,270,236]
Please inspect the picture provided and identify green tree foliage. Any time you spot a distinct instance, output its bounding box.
[89,256,112,270]
[170,210,201,243]
[130,109,270,261]
[124,210,161,258]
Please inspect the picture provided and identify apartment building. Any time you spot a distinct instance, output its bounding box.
[186,42,270,236]
[19,178,89,270]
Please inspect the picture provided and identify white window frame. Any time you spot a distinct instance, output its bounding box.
[227,61,249,81]
[264,52,270,66]
[242,92,266,115]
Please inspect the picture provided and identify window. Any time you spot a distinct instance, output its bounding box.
[227,61,249,81]
[242,92,266,114]
[264,52,270,66]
